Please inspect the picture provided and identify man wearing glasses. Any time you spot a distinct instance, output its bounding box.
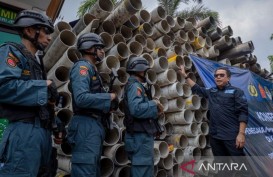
[180,66,248,157]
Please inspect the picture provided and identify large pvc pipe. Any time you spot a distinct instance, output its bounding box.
[44,30,76,71]
[152,56,168,73]
[96,20,116,35]
[188,134,207,148]
[55,169,70,177]
[143,37,155,53]
[156,169,167,177]
[167,30,175,42]
[119,127,126,142]
[151,48,167,59]
[176,70,186,84]
[154,141,169,158]
[208,45,220,58]
[159,96,168,112]
[160,82,183,99]
[165,109,194,124]
[221,25,233,37]
[164,122,173,136]
[172,148,184,164]
[154,35,172,50]
[193,110,203,123]
[113,33,126,45]
[100,156,114,177]
[104,143,129,166]
[47,66,70,88]
[89,0,114,21]
[141,53,154,68]
[116,99,125,116]
[136,9,151,24]
[113,113,124,128]
[212,35,232,51]
[159,125,167,140]
[113,67,129,86]
[103,125,120,146]
[185,95,201,110]
[156,69,177,87]
[57,155,71,172]
[124,14,140,30]
[167,45,183,59]
[197,27,207,37]
[151,84,161,99]
[97,55,120,74]
[158,113,166,125]
[165,15,175,28]
[181,43,193,54]
[166,97,185,112]
[219,41,255,59]
[196,47,209,58]
[151,20,170,40]
[168,55,184,70]
[77,19,100,37]
[150,6,166,24]
[234,36,242,45]
[106,42,129,61]
[200,97,208,110]
[173,163,182,177]
[100,32,114,52]
[112,165,130,177]
[208,27,222,41]
[127,41,143,55]
[218,58,231,65]
[184,17,197,31]
[72,13,96,35]
[146,69,157,85]
[174,30,188,44]
[118,25,133,41]
[205,36,212,48]
[57,81,72,94]
[105,0,142,28]
[135,22,153,38]
[172,16,185,32]
[184,146,202,162]
[165,134,188,148]
[57,108,73,126]
[45,21,72,52]
[183,83,192,97]
[197,16,216,29]
[192,36,205,50]
[198,122,209,135]
[202,147,213,157]
[154,147,161,165]
[128,34,147,47]
[48,46,81,75]
[173,123,198,137]
[158,154,173,170]
[190,28,199,37]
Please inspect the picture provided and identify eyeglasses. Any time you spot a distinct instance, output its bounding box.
[214,73,226,78]
[95,46,104,50]
[40,27,51,35]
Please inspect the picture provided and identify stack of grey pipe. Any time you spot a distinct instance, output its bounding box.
[45,0,264,176]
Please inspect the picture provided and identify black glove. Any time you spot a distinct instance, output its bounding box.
[48,80,59,103]
[110,97,119,111]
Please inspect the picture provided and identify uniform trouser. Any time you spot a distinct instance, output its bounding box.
[0,121,52,177]
[124,132,154,177]
[67,115,105,177]
[210,136,256,177]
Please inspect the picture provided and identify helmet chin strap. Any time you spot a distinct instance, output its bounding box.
[134,71,147,83]
[23,29,46,51]
[83,48,102,62]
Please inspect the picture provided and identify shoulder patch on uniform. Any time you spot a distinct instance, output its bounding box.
[79,66,88,76]
[6,53,19,68]
[137,87,142,96]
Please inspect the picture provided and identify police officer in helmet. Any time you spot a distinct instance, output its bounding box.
[124,56,164,177]
[66,32,118,177]
[0,10,60,176]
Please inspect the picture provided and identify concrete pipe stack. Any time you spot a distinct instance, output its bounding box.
[44,0,268,176]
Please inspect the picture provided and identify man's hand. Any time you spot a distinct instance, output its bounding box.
[236,132,245,148]
[179,65,187,78]
[153,98,164,115]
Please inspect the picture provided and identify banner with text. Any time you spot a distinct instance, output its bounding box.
[189,54,273,177]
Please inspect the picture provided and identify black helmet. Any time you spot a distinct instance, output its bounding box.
[77,33,105,51]
[126,56,150,72]
[13,10,54,33]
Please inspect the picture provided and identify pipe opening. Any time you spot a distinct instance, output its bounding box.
[99,0,114,12]
[55,66,69,82]
[60,30,76,46]
[57,109,73,126]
